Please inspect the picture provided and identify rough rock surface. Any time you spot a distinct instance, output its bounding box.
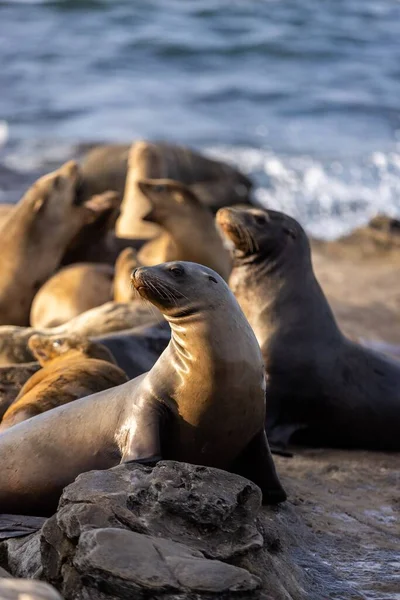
[276,449,400,600]
[0,461,363,600]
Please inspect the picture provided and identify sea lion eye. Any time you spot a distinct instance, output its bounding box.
[153,185,166,194]
[254,215,265,225]
[52,339,63,348]
[283,227,296,239]
[169,265,184,276]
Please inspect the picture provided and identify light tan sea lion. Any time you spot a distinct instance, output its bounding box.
[0,261,285,515]
[217,206,400,451]
[30,263,114,328]
[0,161,115,326]
[0,578,62,599]
[113,247,140,303]
[0,204,13,229]
[116,140,253,238]
[0,334,128,431]
[136,178,232,280]
[0,301,164,366]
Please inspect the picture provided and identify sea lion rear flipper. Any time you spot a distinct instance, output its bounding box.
[120,400,166,465]
[230,429,287,505]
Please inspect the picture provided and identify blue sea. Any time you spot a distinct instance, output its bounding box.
[1,0,400,238]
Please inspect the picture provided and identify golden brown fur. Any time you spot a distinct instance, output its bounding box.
[116,140,253,239]
[136,178,232,280]
[30,263,114,328]
[0,162,117,326]
[113,247,140,303]
[0,334,128,430]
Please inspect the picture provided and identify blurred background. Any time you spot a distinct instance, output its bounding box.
[0,0,400,238]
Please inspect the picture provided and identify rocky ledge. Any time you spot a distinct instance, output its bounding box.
[0,461,365,600]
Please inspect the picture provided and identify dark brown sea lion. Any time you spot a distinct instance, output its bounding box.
[0,261,285,515]
[95,321,171,380]
[136,178,232,280]
[0,162,115,327]
[217,206,400,451]
[30,263,114,328]
[116,140,253,238]
[0,334,128,431]
[0,300,164,366]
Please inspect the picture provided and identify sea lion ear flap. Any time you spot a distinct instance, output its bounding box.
[173,184,199,205]
[81,191,120,224]
[31,190,50,214]
[28,334,51,365]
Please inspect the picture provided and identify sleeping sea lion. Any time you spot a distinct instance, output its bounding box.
[0,301,164,366]
[0,261,285,515]
[217,206,400,451]
[0,162,115,326]
[136,179,231,280]
[0,334,127,431]
[30,263,114,328]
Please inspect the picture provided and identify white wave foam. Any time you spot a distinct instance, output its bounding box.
[205,145,400,239]
[0,121,9,150]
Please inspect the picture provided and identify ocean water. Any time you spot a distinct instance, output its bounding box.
[1,0,400,238]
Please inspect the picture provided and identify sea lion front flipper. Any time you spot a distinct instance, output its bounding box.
[230,429,287,505]
[120,400,166,465]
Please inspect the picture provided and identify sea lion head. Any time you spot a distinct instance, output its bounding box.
[131,261,227,318]
[216,207,310,266]
[28,333,117,366]
[138,179,208,225]
[21,161,119,239]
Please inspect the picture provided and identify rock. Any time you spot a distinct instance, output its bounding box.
[0,578,62,599]
[36,461,307,599]
[1,462,363,599]
[0,363,40,418]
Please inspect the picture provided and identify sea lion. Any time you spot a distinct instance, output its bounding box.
[0,578,62,600]
[113,247,140,303]
[0,161,116,326]
[217,206,400,451]
[95,321,171,379]
[116,140,253,238]
[60,189,146,266]
[0,261,285,515]
[0,204,13,229]
[0,334,128,431]
[136,179,232,280]
[30,263,114,328]
[0,301,164,366]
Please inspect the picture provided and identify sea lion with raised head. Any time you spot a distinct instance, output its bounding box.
[113,247,141,303]
[137,178,232,279]
[30,263,114,328]
[0,334,128,431]
[116,140,253,238]
[0,261,285,515]
[0,162,116,326]
[217,206,400,451]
